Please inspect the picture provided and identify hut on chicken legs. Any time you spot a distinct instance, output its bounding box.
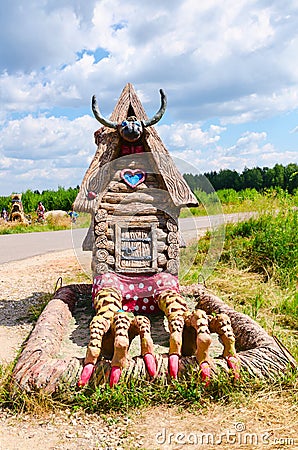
[12,84,296,393]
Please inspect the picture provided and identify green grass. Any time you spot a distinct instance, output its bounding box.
[1,363,296,416]
[0,212,90,235]
[180,187,298,217]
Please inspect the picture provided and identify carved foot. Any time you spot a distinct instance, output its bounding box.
[208,313,240,380]
[78,287,122,388]
[158,290,188,379]
[184,308,213,385]
[132,315,157,377]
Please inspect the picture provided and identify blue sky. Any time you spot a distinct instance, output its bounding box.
[0,0,297,195]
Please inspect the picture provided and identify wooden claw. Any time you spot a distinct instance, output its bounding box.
[78,363,95,387]
[144,353,157,377]
[200,361,211,386]
[169,354,179,378]
[227,355,241,380]
[109,366,122,386]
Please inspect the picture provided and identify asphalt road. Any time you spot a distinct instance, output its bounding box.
[0,212,255,265]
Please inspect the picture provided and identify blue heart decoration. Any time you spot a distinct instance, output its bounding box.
[121,169,146,188]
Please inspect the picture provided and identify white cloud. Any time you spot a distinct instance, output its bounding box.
[0,0,298,195]
[157,122,226,150]
[1,115,95,160]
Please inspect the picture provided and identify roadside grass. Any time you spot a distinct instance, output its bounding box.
[0,206,297,417]
[180,187,298,217]
[0,212,90,235]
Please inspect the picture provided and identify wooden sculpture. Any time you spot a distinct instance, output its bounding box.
[74,83,240,387]
[12,84,296,393]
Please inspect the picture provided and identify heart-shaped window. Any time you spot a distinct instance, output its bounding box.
[120,169,146,188]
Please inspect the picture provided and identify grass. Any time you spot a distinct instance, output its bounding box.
[180,187,298,217]
[0,202,297,419]
[0,361,296,417]
[0,212,90,235]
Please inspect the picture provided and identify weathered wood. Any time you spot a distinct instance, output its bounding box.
[94,235,109,249]
[167,243,179,259]
[95,238,115,252]
[95,209,108,221]
[166,218,178,232]
[107,180,157,193]
[109,215,160,226]
[102,192,157,204]
[156,228,167,239]
[157,253,167,266]
[166,259,179,275]
[12,284,90,392]
[167,231,179,244]
[157,241,168,252]
[112,203,159,215]
[96,249,109,261]
[94,221,107,234]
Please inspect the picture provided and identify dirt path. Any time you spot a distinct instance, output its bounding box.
[0,251,297,449]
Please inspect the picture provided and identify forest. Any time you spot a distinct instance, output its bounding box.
[183,163,298,194]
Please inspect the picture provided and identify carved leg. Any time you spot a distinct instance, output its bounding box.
[158,290,187,378]
[208,313,240,380]
[78,287,122,387]
[109,311,133,386]
[131,315,156,377]
[185,309,213,385]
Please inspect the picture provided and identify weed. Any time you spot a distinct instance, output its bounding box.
[27,293,53,322]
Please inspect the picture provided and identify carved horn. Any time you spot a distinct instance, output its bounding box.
[91,95,118,129]
[142,89,167,127]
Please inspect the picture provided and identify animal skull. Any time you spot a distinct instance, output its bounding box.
[91,89,167,142]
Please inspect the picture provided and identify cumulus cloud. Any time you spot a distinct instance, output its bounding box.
[0,0,298,194]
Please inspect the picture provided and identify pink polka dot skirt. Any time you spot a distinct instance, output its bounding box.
[92,272,180,314]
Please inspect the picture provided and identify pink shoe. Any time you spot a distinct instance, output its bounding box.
[227,355,241,380]
[200,362,211,386]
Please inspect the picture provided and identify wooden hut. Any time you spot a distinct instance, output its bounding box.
[74,83,198,279]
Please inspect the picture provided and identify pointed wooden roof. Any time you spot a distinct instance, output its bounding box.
[74,83,198,212]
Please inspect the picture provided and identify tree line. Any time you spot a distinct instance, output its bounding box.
[1,163,297,214]
[183,163,298,194]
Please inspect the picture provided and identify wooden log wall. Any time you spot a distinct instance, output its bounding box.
[91,164,182,277]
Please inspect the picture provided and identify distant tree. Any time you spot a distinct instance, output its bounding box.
[241,167,263,191]
[183,174,197,192]
[284,163,298,193]
[272,164,285,189]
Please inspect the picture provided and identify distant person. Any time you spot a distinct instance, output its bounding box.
[68,208,79,224]
[1,208,8,221]
[36,201,45,221]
